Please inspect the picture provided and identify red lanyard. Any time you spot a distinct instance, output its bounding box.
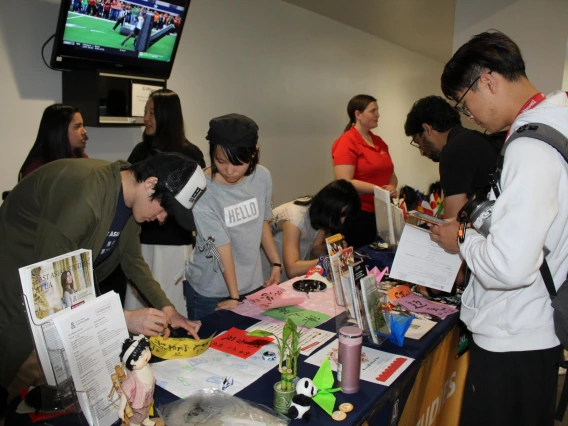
[506,92,546,138]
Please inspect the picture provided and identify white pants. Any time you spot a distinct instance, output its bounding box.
[124,244,192,317]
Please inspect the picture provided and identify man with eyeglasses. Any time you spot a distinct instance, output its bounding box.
[431,31,568,426]
[404,95,501,219]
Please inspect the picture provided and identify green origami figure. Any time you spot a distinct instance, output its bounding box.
[312,357,342,415]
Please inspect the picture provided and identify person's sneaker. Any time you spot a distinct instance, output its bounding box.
[559,366,567,376]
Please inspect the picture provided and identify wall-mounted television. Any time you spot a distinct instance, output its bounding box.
[50,0,190,79]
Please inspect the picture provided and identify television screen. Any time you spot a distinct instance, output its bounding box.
[51,0,190,78]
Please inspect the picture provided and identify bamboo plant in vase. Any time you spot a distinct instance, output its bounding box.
[247,318,301,414]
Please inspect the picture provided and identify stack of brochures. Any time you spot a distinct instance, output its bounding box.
[20,250,130,426]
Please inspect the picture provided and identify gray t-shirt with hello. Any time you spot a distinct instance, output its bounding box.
[185,165,273,298]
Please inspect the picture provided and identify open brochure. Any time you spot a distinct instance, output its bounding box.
[52,291,129,426]
[19,249,95,386]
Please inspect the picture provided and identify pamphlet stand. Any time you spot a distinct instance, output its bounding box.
[39,321,95,424]
[332,272,360,335]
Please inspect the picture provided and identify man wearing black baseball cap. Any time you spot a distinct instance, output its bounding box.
[0,152,206,399]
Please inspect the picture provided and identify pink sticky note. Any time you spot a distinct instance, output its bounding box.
[245,285,305,310]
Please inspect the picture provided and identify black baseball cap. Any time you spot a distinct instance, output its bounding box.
[206,113,259,147]
[142,152,206,230]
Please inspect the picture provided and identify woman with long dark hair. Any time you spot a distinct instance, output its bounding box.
[60,270,76,308]
[125,89,205,317]
[264,180,361,280]
[19,104,88,180]
[332,94,398,248]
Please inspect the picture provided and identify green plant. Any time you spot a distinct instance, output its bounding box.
[247,318,301,391]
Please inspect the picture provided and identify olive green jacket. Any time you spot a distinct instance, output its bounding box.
[0,158,172,387]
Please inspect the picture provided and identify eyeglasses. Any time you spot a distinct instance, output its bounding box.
[453,75,481,118]
[410,135,420,149]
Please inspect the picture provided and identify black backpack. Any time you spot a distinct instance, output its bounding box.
[499,123,568,421]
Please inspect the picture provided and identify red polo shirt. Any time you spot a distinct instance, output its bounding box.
[332,126,394,212]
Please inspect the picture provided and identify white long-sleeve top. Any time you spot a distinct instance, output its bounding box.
[460,91,568,352]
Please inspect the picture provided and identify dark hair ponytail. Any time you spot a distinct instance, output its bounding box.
[343,94,377,133]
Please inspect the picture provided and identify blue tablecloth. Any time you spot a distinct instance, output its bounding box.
[6,248,460,426]
[152,308,458,426]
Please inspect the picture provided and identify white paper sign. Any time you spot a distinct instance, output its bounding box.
[305,339,414,387]
[246,321,336,356]
[389,225,462,292]
[52,292,129,426]
[131,83,163,117]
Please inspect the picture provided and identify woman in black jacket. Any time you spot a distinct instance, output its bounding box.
[125,89,205,316]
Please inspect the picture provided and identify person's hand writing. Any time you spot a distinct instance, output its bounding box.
[382,184,397,198]
[429,219,460,254]
[124,308,169,337]
[215,299,239,311]
[162,306,201,340]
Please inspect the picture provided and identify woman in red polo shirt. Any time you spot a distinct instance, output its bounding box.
[332,94,397,248]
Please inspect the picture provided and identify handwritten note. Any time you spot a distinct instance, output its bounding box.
[245,284,305,310]
[149,334,215,360]
[262,306,330,328]
[387,285,412,300]
[210,328,273,359]
[392,294,458,320]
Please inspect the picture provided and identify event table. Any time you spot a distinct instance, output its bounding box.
[6,248,462,425]
[153,309,459,426]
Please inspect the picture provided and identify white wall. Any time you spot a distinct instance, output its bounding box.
[0,0,442,205]
[454,0,568,94]
[563,39,568,91]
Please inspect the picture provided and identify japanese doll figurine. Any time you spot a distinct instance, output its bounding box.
[118,335,156,426]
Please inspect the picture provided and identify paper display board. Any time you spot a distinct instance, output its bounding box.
[131,83,163,117]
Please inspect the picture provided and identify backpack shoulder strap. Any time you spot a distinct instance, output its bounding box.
[497,123,568,171]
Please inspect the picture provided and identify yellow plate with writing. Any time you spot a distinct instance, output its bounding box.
[149,333,215,359]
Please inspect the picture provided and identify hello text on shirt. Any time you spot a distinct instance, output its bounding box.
[224,198,259,227]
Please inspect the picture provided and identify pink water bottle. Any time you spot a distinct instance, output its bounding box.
[338,326,362,394]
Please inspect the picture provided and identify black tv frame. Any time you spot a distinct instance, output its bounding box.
[50,0,190,79]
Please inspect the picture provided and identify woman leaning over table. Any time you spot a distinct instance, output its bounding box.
[332,94,397,248]
[263,180,360,281]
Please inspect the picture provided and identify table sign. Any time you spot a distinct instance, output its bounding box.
[387,285,412,301]
[247,321,335,356]
[305,339,414,387]
[245,284,305,310]
[262,306,330,328]
[149,334,215,360]
[392,295,458,320]
[210,327,273,359]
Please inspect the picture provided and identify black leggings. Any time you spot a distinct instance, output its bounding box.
[460,339,562,426]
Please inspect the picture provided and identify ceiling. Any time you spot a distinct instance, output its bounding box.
[282,0,456,63]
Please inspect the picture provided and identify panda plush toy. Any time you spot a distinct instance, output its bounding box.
[288,378,318,421]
